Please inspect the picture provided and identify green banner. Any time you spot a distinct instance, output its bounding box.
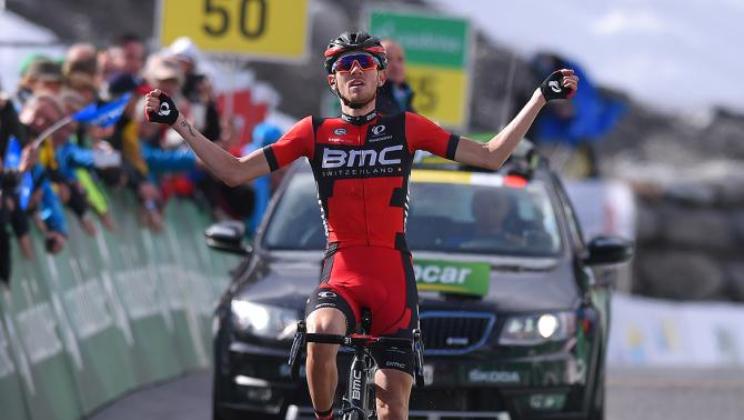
[369,10,469,68]
[413,259,491,296]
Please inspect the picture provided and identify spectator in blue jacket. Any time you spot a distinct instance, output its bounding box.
[242,122,283,237]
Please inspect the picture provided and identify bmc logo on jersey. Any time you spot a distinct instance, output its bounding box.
[322,145,403,169]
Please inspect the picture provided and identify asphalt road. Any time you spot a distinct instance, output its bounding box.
[89,367,744,420]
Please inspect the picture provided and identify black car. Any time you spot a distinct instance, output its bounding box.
[208,144,633,420]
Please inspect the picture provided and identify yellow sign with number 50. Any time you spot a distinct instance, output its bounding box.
[157,0,310,61]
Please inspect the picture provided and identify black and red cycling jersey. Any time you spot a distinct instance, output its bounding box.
[262,111,460,251]
[262,110,459,375]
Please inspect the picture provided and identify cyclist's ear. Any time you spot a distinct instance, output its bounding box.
[377,69,386,87]
[327,74,336,90]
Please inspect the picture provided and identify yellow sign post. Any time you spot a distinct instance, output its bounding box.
[158,0,310,61]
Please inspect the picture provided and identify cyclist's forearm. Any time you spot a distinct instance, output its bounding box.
[484,89,546,168]
[173,114,243,186]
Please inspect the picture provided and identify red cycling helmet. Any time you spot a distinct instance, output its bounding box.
[323,31,387,74]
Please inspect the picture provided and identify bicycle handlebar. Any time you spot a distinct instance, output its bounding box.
[288,321,426,387]
[305,333,414,348]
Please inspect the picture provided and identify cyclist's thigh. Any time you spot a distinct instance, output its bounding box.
[367,249,418,338]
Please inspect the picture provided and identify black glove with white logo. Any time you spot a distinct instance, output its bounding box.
[539,70,574,101]
[146,91,179,125]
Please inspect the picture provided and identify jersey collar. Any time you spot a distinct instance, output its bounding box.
[341,110,377,125]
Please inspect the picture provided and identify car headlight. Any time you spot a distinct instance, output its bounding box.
[231,300,299,340]
[499,312,576,345]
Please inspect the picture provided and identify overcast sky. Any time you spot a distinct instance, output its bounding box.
[429,0,744,113]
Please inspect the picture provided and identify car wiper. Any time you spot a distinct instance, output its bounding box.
[490,263,551,272]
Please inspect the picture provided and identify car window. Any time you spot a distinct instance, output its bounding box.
[263,174,325,250]
[262,172,562,257]
[407,178,561,256]
[551,174,586,250]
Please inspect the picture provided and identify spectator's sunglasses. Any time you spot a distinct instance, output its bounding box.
[332,53,380,73]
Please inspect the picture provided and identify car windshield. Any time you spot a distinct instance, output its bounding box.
[262,171,562,256]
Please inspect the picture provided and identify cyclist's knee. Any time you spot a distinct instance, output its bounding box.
[306,308,346,335]
[376,398,408,420]
[306,308,346,361]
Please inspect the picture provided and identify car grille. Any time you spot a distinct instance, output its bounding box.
[419,311,496,355]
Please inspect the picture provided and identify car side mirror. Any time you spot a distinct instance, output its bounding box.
[204,221,251,256]
[584,235,634,266]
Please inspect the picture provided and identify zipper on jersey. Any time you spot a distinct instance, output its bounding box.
[358,123,370,245]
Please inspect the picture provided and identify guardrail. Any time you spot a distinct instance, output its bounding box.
[0,191,239,420]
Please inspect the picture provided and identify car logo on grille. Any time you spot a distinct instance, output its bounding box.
[445,337,470,346]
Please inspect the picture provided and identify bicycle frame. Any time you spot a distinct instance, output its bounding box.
[345,345,375,419]
[288,320,425,419]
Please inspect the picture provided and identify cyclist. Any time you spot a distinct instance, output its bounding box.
[145,31,578,420]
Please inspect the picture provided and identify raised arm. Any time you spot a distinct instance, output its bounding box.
[454,69,578,170]
[144,90,270,186]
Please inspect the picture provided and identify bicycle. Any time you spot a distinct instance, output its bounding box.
[288,309,425,419]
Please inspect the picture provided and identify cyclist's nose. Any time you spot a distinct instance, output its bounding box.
[349,61,364,74]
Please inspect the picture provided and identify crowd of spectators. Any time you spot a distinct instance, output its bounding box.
[0,34,284,286]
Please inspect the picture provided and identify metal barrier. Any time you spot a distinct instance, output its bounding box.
[0,189,238,420]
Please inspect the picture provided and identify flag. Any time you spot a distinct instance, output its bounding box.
[533,60,626,146]
[72,93,132,128]
[2,137,33,210]
[3,136,22,170]
[17,172,33,210]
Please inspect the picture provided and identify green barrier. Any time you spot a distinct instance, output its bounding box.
[2,241,83,420]
[0,299,31,420]
[0,187,241,420]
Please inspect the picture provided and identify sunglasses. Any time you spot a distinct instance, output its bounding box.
[332,54,380,73]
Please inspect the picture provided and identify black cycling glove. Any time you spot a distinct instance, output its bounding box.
[539,70,575,101]
[146,92,179,125]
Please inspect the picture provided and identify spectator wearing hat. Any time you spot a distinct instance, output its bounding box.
[15,55,63,107]
[167,37,221,142]
[26,59,65,96]
[16,94,70,253]
[21,92,98,236]
[135,55,202,226]
[63,43,98,78]
[57,89,118,231]
[242,122,283,237]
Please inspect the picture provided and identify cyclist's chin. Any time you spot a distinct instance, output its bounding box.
[345,89,376,105]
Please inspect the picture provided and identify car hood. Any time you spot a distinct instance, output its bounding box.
[235,250,580,313]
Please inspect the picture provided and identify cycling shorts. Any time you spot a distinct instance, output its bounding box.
[305,245,418,376]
